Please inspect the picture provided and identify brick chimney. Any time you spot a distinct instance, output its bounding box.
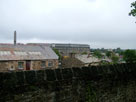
[14,31,16,46]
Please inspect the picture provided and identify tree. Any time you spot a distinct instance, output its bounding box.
[106,51,112,58]
[93,51,103,58]
[111,54,119,64]
[129,1,136,17]
[53,48,62,60]
[123,49,136,63]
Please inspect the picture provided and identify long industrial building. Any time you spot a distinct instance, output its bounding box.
[28,43,90,56]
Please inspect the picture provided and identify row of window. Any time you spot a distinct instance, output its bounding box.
[56,48,89,50]
[41,61,53,68]
[18,61,53,69]
[0,51,42,56]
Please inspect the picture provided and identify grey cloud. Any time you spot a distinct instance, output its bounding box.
[0,0,136,49]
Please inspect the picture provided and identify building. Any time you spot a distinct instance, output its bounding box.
[27,43,90,56]
[51,43,90,56]
[0,44,58,71]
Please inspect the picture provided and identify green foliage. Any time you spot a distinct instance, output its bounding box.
[111,54,119,64]
[115,48,123,55]
[82,52,87,55]
[93,51,103,58]
[86,83,97,102]
[119,51,124,56]
[53,48,62,60]
[106,51,112,57]
[99,61,111,66]
[123,49,136,63]
[129,1,136,17]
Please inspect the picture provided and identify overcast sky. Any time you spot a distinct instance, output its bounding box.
[0,0,136,49]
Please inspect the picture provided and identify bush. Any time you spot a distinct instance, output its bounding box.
[123,50,136,63]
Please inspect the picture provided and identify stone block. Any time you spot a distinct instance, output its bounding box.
[24,70,36,84]
[89,66,98,77]
[45,69,56,81]
[2,72,17,91]
[62,68,73,80]
[81,67,91,79]
[97,66,104,75]
[36,70,45,83]
[109,65,116,74]
[55,69,62,81]
[129,63,134,72]
[16,71,25,85]
[0,72,4,88]
[72,67,82,78]
[102,65,109,74]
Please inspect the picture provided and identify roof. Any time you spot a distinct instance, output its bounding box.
[52,43,90,48]
[0,44,58,61]
[27,43,50,47]
[75,55,100,64]
[27,43,90,48]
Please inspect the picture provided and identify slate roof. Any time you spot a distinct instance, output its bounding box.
[52,43,90,48]
[27,43,90,48]
[75,55,100,64]
[0,44,58,61]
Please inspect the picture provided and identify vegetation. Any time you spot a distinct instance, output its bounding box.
[93,51,103,58]
[82,52,88,55]
[129,1,136,17]
[123,49,136,63]
[91,48,136,64]
[53,48,62,60]
[111,54,119,64]
[106,51,112,57]
[86,83,97,102]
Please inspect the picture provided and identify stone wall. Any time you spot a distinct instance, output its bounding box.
[0,63,136,102]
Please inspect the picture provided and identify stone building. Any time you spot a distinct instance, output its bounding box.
[0,44,58,71]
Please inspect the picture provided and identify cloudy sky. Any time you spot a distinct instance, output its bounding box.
[0,0,136,49]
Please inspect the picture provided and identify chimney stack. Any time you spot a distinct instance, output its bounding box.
[14,31,16,46]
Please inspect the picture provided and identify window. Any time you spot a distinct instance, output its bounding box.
[28,52,41,55]
[0,51,11,56]
[41,61,46,68]
[14,51,27,56]
[18,62,24,69]
[48,61,53,67]
[9,66,15,71]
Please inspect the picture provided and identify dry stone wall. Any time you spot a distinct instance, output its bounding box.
[0,63,136,102]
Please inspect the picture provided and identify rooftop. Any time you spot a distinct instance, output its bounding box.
[0,44,58,61]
